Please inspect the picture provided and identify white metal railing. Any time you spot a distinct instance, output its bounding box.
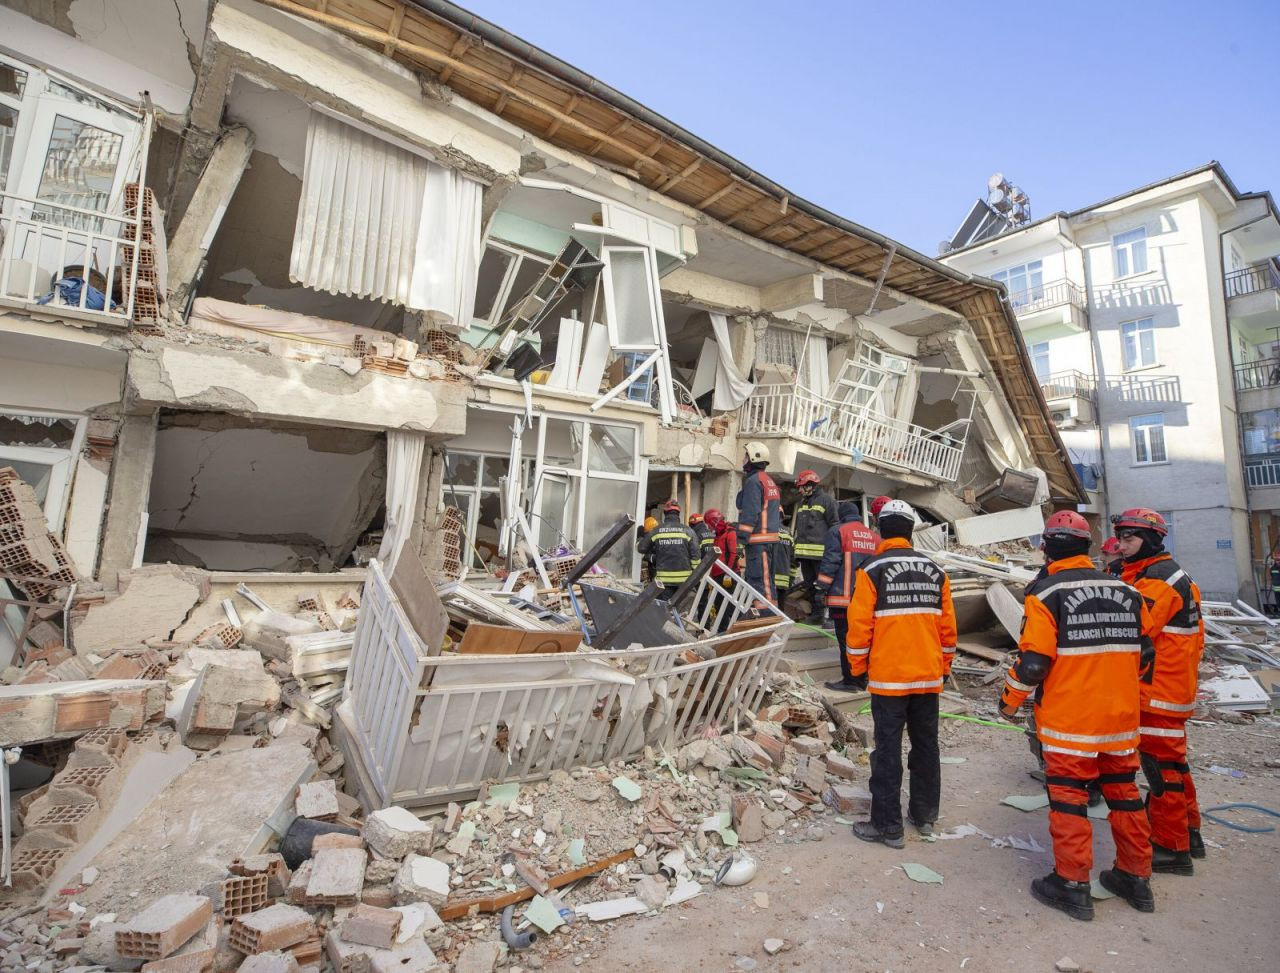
[340,559,791,808]
[0,191,141,322]
[1245,455,1280,488]
[739,384,965,481]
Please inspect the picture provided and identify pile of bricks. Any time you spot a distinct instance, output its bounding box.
[122,184,164,328]
[0,467,77,601]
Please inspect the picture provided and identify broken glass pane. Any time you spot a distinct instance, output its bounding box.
[607,249,658,348]
[36,114,122,215]
[583,477,637,575]
[588,424,635,475]
[542,418,585,470]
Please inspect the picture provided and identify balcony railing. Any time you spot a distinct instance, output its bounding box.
[0,191,143,323]
[739,384,965,482]
[1245,455,1280,488]
[1235,357,1280,392]
[1008,278,1087,315]
[1039,369,1095,400]
[1226,261,1280,300]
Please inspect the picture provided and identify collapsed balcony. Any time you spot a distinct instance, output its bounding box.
[739,384,968,482]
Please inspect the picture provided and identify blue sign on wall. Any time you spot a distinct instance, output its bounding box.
[1216,539,1232,549]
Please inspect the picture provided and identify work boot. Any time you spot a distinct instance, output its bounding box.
[907,816,934,837]
[825,679,864,693]
[1030,871,1094,922]
[804,610,825,626]
[1188,828,1206,860]
[822,617,835,630]
[1151,841,1194,876]
[851,821,905,849]
[1099,868,1155,913]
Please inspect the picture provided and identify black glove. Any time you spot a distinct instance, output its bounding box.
[996,700,1024,723]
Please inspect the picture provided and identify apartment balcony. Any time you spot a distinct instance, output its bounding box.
[0,192,146,326]
[1233,357,1280,412]
[738,385,966,483]
[1227,262,1280,333]
[1039,370,1096,428]
[1008,279,1088,333]
[1245,455,1280,511]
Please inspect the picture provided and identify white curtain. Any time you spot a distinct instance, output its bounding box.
[291,112,482,327]
[377,431,427,573]
[707,313,755,411]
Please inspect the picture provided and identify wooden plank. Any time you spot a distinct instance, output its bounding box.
[437,848,636,919]
[382,4,404,54]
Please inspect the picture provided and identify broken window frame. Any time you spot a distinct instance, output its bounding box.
[467,240,553,347]
[443,451,532,570]
[0,408,86,534]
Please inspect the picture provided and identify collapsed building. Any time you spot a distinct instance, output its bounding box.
[0,1,1098,955]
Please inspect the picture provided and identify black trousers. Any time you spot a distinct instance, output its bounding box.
[798,559,823,615]
[831,608,850,680]
[869,693,941,834]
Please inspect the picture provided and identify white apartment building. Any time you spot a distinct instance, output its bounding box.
[942,163,1280,603]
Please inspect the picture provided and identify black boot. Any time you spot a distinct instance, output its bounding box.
[851,820,905,849]
[1099,868,1155,913]
[1030,871,1094,921]
[1151,841,1194,876]
[1188,827,1206,860]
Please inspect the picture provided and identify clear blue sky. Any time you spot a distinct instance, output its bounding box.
[457,0,1279,255]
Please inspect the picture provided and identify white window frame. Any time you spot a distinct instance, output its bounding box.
[0,408,87,533]
[1130,413,1167,466]
[1121,317,1157,371]
[1113,227,1149,279]
[1029,340,1051,382]
[601,245,663,351]
[992,259,1044,306]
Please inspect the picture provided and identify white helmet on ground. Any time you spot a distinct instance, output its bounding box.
[743,441,770,464]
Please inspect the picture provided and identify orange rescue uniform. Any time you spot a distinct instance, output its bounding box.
[1123,553,1205,852]
[1001,555,1153,882]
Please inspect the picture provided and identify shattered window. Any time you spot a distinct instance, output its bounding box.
[583,478,638,575]
[542,418,585,470]
[35,114,122,216]
[445,452,480,488]
[587,424,635,475]
[480,455,508,489]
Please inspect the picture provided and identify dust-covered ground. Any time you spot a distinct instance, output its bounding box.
[538,715,1280,973]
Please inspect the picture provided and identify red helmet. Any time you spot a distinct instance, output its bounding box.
[796,470,821,487]
[688,513,703,525]
[703,509,723,530]
[1044,510,1090,539]
[870,495,892,517]
[1101,537,1122,555]
[1111,507,1168,536]
[663,499,681,513]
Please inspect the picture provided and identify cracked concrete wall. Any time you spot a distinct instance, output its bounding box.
[146,413,385,572]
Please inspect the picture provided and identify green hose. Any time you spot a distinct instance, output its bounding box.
[941,712,1025,732]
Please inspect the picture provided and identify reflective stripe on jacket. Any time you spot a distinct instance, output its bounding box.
[774,528,795,587]
[816,516,879,608]
[1002,555,1149,755]
[736,469,781,546]
[793,489,837,559]
[692,521,716,554]
[846,537,957,696]
[636,516,700,586]
[1122,553,1205,717]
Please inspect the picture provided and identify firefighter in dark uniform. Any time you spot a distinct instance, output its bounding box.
[793,470,838,625]
[636,500,700,600]
[689,513,716,559]
[775,522,795,606]
[736,441,782,607]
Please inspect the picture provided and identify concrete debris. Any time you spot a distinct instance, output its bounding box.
[72,565,209,656]
[393,855,451,908]
[364,807,434,859]
[296,778,339,820]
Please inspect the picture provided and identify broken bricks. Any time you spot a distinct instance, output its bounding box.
[228,904,316,955]
[339,905,402,950]
[115,894,213,961]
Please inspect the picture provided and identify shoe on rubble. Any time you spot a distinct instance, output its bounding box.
[851,821,905,849]
[1099,868,1155,913]
[825,679,863,692]
[1030,870,1094,921]
[1188,828,1206,860]
[1151,841,1194,876]
[906,816,934,837]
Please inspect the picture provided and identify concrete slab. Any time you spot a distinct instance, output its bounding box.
[952,507,1045,547]
[76,744,315,911]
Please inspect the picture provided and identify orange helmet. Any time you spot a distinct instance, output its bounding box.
[643,516,659,532]
[870,495,892,517]
[703,509,723,530]
[796,470,821,487]
[1111,507,1168,536]
[1044,510,1090,539]
[1101,537,1122,555]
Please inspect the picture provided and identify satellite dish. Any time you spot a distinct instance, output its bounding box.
[937,240,954,255]
[987,172,1006,191]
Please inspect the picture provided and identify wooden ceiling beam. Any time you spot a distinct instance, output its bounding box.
[436,34,472,84]
[656,159,701,193]
[697,180,738,210]
[382,4,405,55]
[491,66,524,115]
[545,94,580,138]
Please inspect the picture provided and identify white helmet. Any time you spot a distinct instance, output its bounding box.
[743,441,770,464]
[878,499,915,521]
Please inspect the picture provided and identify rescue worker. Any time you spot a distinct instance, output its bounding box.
[846,500,956,847]
[705,509,738,632]
[735,442,782,607]
[636,500,700,600]
[999,510,1154,921]
[1268,551,1280,615]
[638,515,659,581]
[775,521,795,606]
[1113,508,1206,874]
[792,470,838,625]
[689,513,716,559]
[869,495,892,526]
[1101,537,1124,576]
[815,500,879,691]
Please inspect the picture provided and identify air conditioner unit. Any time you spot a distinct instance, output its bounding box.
[1049,395,1095,427]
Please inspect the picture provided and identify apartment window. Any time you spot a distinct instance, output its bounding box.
[1029,341,1051,382]
[1130,413,1167,465]
[1122,317,1156,370]
[992,260,1044,306]
[1113,227,1148,278]
[1242,408,1280,456]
